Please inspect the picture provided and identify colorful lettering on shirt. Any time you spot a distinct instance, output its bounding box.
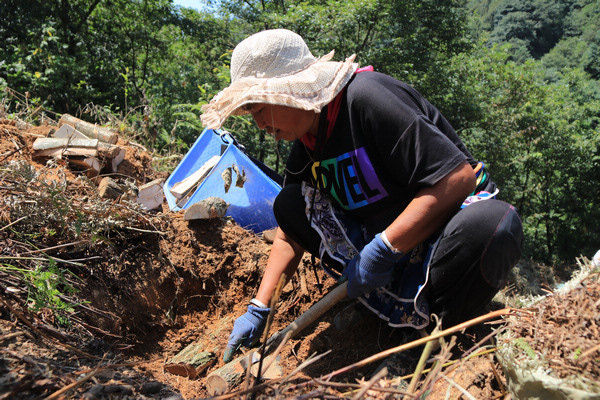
[311,147,387,210]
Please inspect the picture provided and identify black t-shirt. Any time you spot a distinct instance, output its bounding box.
[284,71,475,234]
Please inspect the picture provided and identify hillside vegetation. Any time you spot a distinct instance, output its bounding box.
[1,0,599,265]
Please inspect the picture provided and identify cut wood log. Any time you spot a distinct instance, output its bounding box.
[33,137,99,151]
[206,359,245,394]
[164,342,216,379]
[250,354,283,380]
[171,155,220,201]
[69,157,102,177]
[137,179,164,210]
[163,316,231,379]
[53,124,90,140]
[98,177,124,199]
[183,197,228,221]
[33,147,98,159]
[111,147,126,172]
[97,142,121,159]
[205,282,349,395]
[59,114,118,144]
[32,138,123,164]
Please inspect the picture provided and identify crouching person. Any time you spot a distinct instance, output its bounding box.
[200,29,523,363]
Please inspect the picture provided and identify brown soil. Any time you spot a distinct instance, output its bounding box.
[0,117,598,399]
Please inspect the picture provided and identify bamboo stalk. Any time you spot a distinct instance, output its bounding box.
[406,326,439,396]
[322,308,514,381]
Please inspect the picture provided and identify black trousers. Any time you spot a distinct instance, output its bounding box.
[274,184,523,328]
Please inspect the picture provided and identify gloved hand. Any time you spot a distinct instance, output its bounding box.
[343,233,404,298]
[223,304,270,362]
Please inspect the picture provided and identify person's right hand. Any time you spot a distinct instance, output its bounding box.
[223,304,270,362]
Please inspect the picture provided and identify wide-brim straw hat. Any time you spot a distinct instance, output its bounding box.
[201,29,358,129]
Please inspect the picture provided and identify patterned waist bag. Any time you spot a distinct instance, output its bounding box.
[302,161,498,330]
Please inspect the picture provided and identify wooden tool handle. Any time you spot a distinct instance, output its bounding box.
[266,281,348,347]
[206,281,348,395]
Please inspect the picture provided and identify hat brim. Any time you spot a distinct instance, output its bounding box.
[201,53,358,129]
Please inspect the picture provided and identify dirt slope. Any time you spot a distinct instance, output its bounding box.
[0,117,598,399]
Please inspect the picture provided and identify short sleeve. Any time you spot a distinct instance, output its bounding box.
[389,116,467,187]
[347,75,467,189]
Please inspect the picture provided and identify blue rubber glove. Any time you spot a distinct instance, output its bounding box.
[343,233,404,298]
[223,304,270,362]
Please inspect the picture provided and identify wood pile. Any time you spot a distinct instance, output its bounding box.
[30,114,164,210]
[32,114,125,175]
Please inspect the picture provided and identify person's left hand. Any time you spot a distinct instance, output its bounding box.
[343,233,404,298]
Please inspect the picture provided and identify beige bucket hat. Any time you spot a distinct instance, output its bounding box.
[201,29,358,129]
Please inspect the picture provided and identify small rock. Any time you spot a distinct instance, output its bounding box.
[333,304,362,331]
[183,197,229,220]
[140,381,163,394]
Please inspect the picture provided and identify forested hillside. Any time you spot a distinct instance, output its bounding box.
[1,0,599,265]
[469,0,600,76]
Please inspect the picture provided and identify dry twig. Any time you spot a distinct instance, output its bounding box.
[322,308,514,381]
[44,355,107,400]
[439,372,476,400]
[351,366,388,400]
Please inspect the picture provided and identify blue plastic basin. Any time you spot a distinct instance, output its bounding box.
[164,129,282,234]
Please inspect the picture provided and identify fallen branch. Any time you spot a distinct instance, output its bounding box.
[0,256,85,267]
[44,355,106,400]
[489,354,507,393]
[579,343,600,360]
[124,226,166,235]
[254,274,287,388]
[20,240,88,255]
[0,292,98,359]
[395,348,496,383]
[311,379,414,397]
[0,145,27,163]
[0,216,28,232]
[0,331,25,342]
